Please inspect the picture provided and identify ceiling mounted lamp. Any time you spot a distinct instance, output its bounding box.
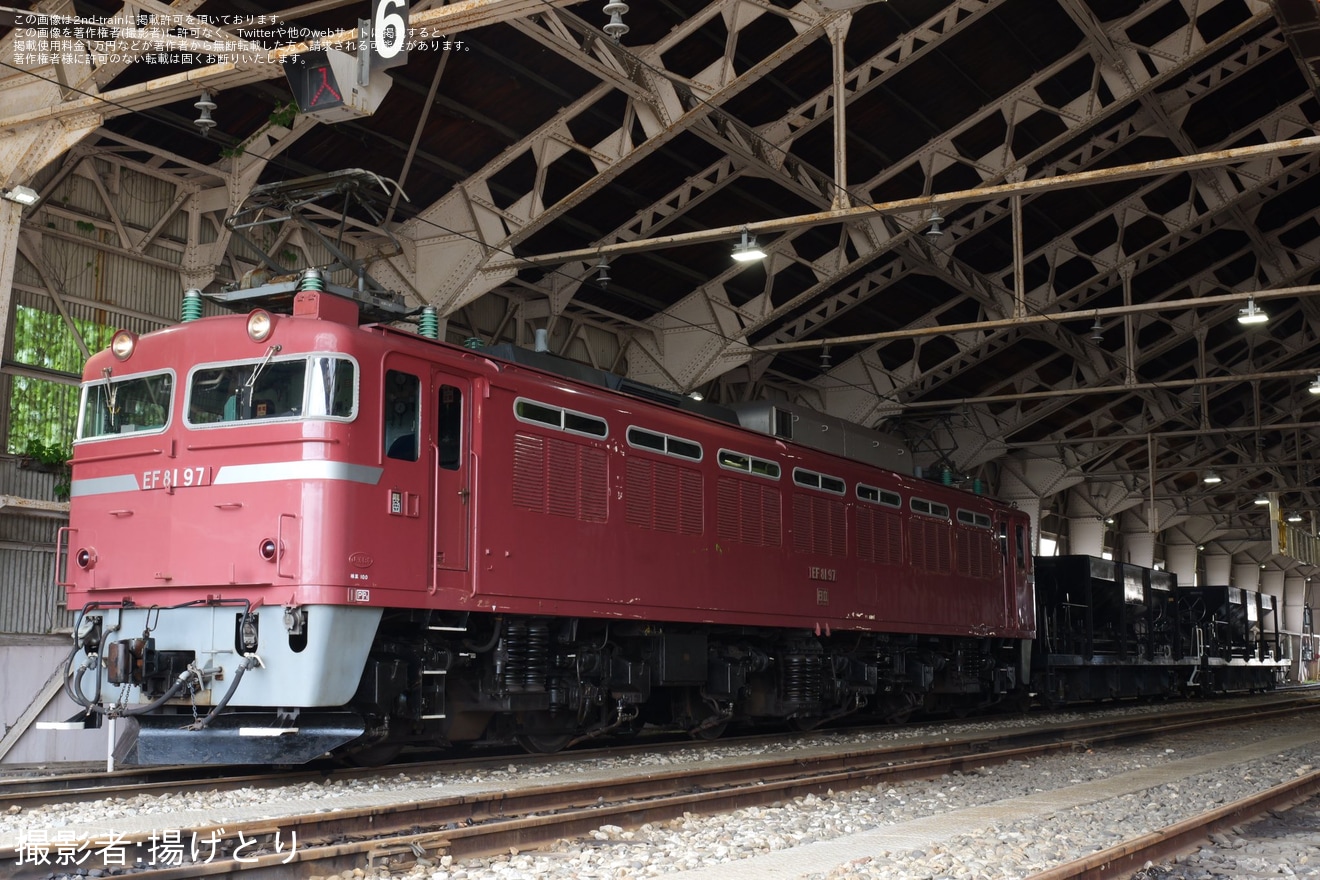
[1202,470,1223,484]
[1287,510,1304,523]
[926,208,944,239]
[731,228,766,262]
[1309,373,1320,395]
[2,185,38,206]
[1236,295,1268,325]
[1254,494,1270,506]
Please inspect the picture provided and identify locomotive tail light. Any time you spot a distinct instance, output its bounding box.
[246,309,275,342]
[259,538,278,561]
[110,330,137,360]
[75,547,96,569]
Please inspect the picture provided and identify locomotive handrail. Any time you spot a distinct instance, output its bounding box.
[54,525,75,589]
[72,447,165,464]
[185,436,340,451]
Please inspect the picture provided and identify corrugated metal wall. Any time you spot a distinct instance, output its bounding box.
[0,459,70,634]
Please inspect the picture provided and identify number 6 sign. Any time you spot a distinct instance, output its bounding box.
[371,0,409,70]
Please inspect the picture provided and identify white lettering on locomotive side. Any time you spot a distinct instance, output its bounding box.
[141,466,210,490]
[808,566,837,582]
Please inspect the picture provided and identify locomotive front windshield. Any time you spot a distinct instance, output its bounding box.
[187,355,357,424]
[79,371,174,438]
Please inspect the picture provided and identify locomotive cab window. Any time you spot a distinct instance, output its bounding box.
[186,356,357,427]
[79,371,174,439]
[385,370,421,461]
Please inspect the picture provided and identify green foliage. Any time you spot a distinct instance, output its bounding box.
[7,306,114,464]
[75,220,96,233]
[268,101,298,129]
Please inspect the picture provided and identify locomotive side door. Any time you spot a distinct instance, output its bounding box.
[431,371,471,576]
[381,360,433,591]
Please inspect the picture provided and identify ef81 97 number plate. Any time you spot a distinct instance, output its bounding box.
[142,466,211,490]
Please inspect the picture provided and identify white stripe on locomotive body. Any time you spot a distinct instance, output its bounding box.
[70,474,142,497]
[213,461,383,485]
[70,461,384,497]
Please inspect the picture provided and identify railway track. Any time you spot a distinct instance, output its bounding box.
[4,695,1319,879]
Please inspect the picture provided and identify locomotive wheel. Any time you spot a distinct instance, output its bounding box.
[689,719,728,741]
[516,731,575,753]
[342,742,403,767]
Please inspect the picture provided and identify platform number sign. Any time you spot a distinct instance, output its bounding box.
[370,0,409,71]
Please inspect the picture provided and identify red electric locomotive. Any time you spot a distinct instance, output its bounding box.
[57,269,1035,765]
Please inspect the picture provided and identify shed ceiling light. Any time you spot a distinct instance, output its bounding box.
[2,185,38,206]
[1202,470,1222,484]
[1287,511,1304,523]
[1237,296,1268,325]
[1309,373,1320,395]
[1254,494,1270,506]
[731,228,766,262]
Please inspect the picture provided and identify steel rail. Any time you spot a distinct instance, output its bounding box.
[5,698,1319,879]
[1025,770,1320,880]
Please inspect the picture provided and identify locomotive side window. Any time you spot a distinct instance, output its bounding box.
[956,509,993,529]
[792,468,845,495]
[717,448,780,479]
[79,371,173,439]
[514,398,608,438]
[385,370,420,461]
[437,384,462,471]
[626,426,703,461]
[306,356,357,417]
[910,497,950,518]
[857,484,901,507]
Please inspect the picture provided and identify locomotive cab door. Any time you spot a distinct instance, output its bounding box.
[379,362,473,593]
[431,373,470,576]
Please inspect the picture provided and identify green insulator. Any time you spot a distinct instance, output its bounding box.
[419,307,439,339]
[941,467,954,485]
[181,289,204,322]
[463,336,484,349]
[298,268,325,292]
[973,478,984,495]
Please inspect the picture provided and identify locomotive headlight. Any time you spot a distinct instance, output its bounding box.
[246,309,275,342]
[110,330,136,360]
[76,547,96,569]
[259,538,278,561]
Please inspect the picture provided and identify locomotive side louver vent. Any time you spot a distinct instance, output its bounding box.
[856,507,902,565]
[716,478,781,546]
[955,530,994,579]
[791,496,847,557]
[625,460,704,535]
[909,519,952,574]
[513,432,608,522]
